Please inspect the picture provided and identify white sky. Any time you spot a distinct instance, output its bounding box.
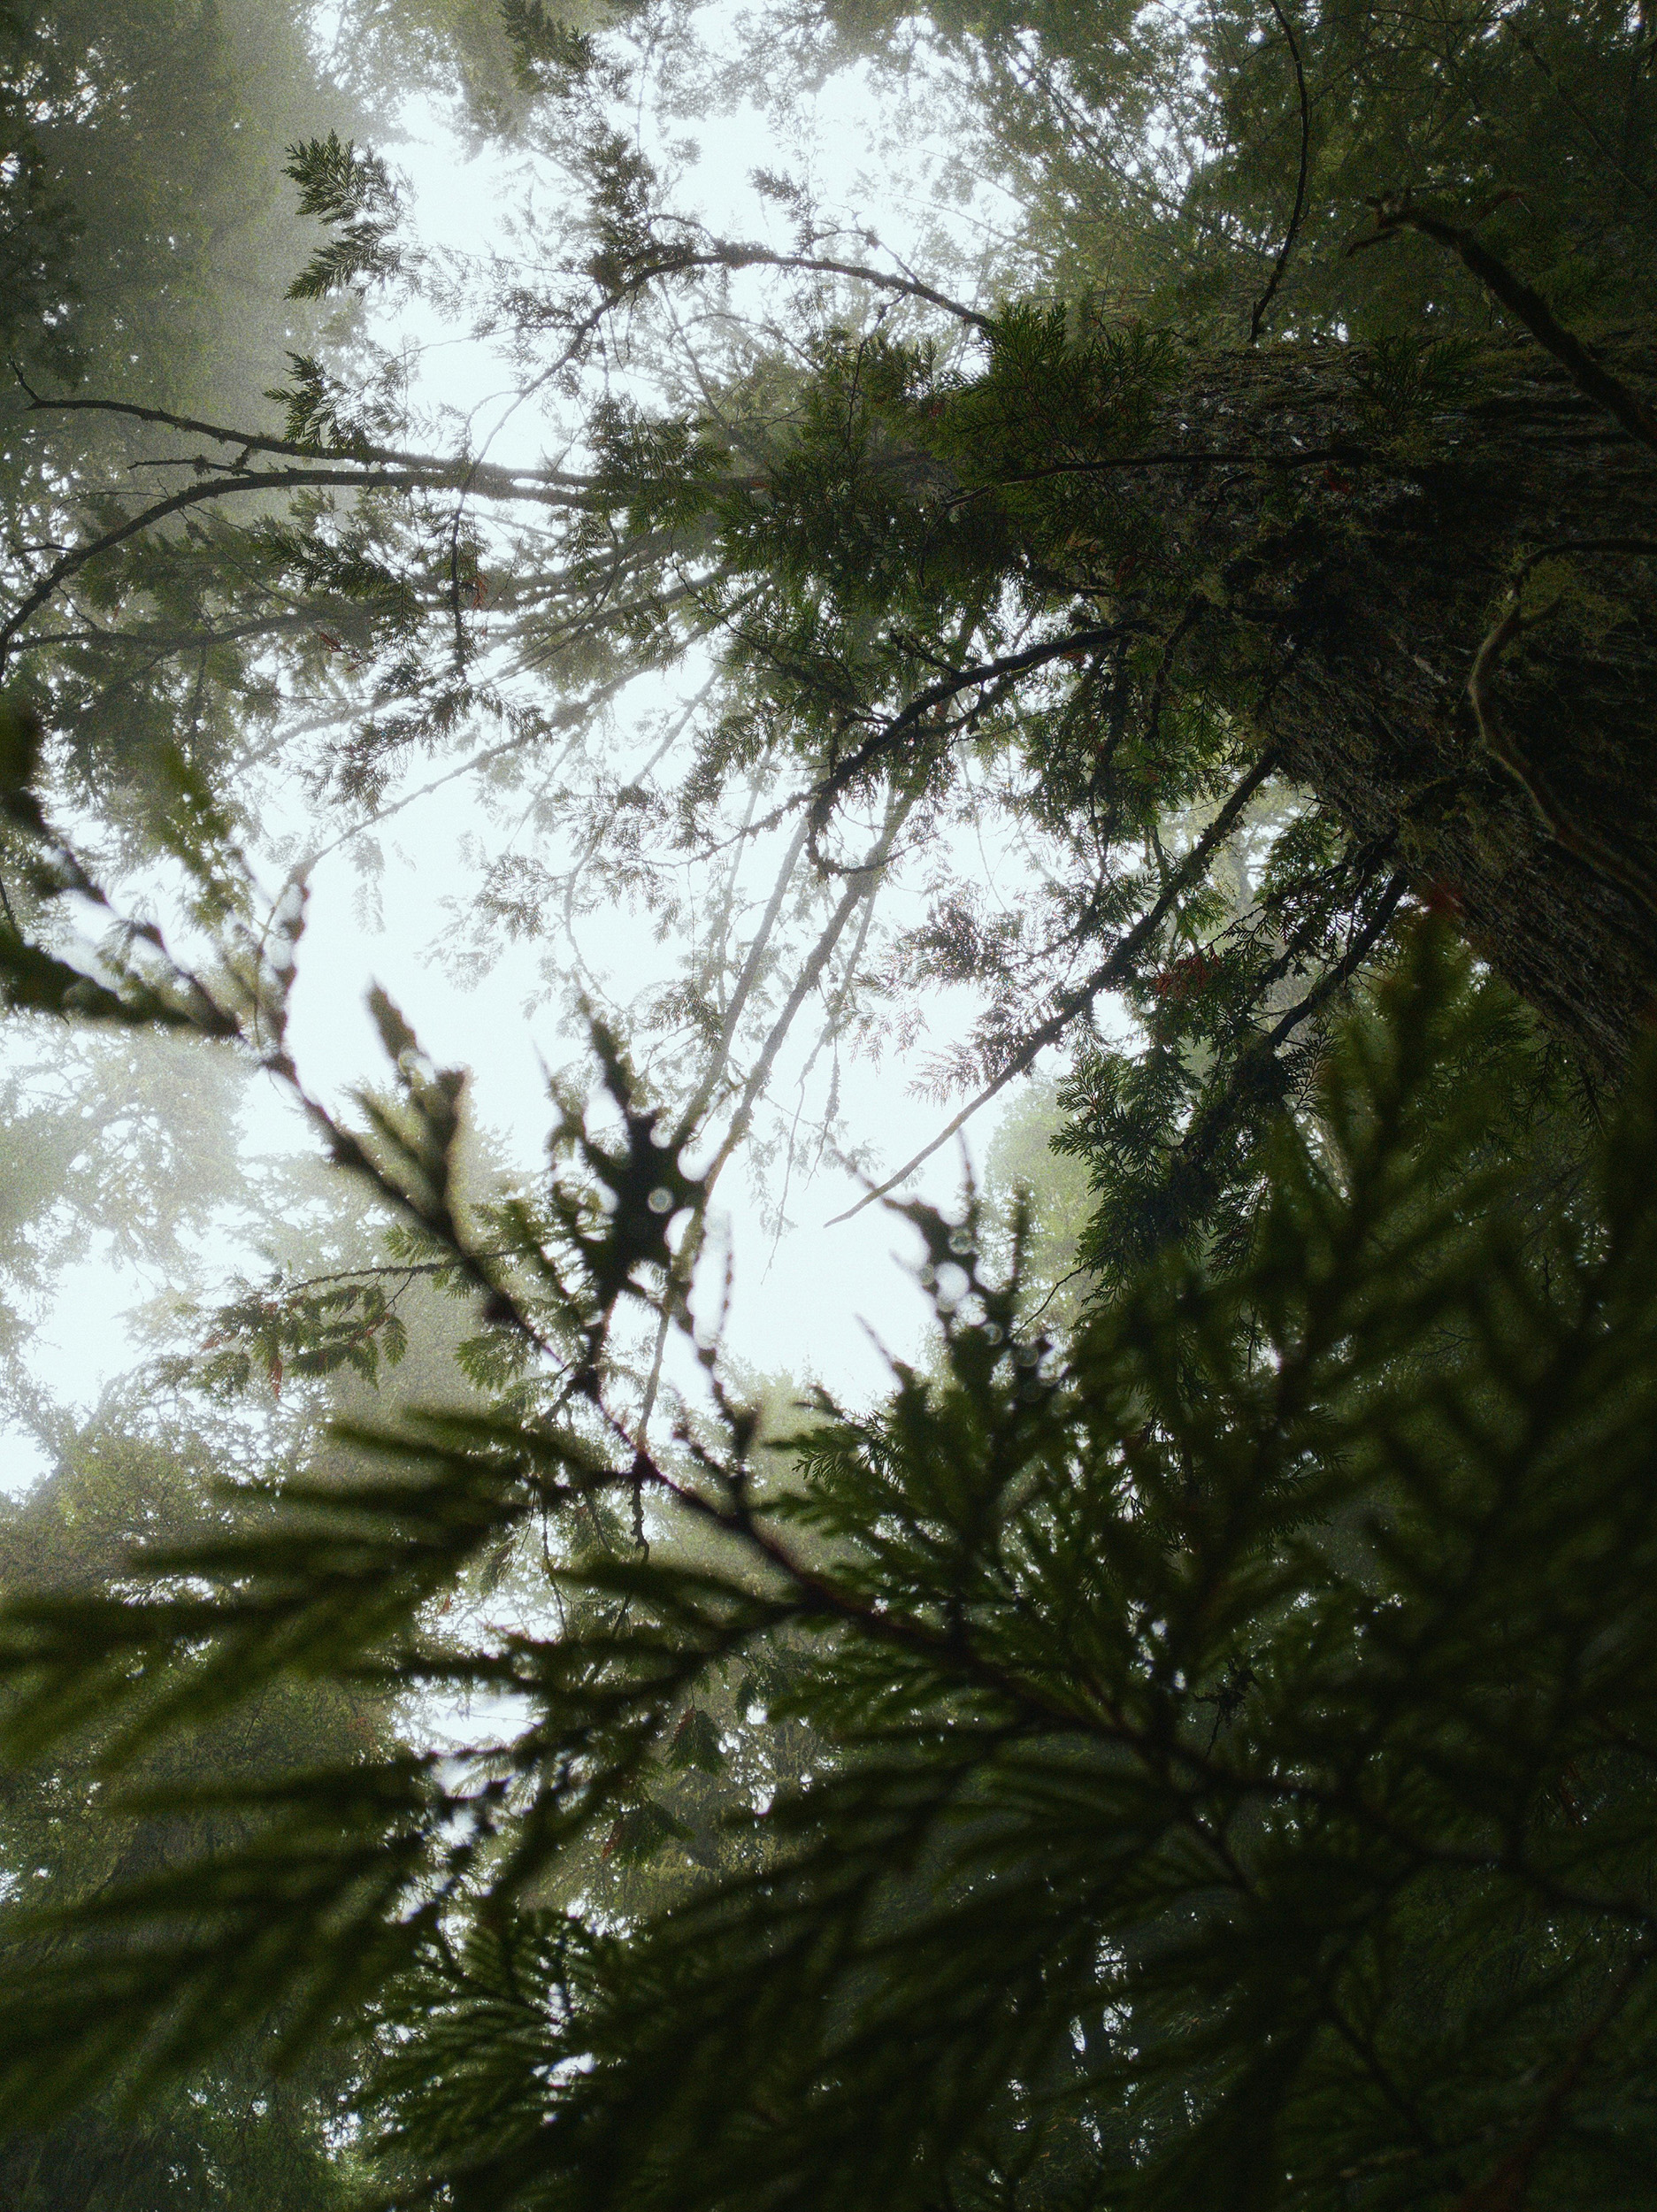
[4,23,1076,1486]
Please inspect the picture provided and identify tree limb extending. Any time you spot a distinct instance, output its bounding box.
[1249,0,1312,342]
[825,746,1281,1225]
[1352,198,1657,455]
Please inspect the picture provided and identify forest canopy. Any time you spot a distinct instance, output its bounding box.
[2,1,1656,2205]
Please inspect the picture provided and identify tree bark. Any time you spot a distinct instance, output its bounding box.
[1164,339,1657,1076]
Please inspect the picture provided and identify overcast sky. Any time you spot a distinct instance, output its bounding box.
[5,27,1073,1483]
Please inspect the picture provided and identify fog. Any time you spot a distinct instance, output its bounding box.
[0,1,1077,1482]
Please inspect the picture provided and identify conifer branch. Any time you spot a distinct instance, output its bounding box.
[958,443,1372,490]
[0,465,582,672]
[1147,866,1409,1237]
[1452,1947,1653,2211]
[809,624,1130,846]
[826,747,1280,1224]
[1352,198,1657,455]
[662,238,995,334]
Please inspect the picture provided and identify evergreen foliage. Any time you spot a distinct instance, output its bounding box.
[7,0,1653,1286]
[3,4,1657,2203]
[299,932,1657,2210]
[0,1417,380,2210]
[0,743,1655,2200]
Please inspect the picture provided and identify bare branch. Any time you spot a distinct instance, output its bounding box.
[11,373,588,492]
[825,747,1282,1225]
[638,776,923,1439]
[1249,0,1312,343]
[677,813,813,1139]
[0,465,587,670]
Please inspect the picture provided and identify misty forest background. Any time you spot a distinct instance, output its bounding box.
[4,2,1657,2207]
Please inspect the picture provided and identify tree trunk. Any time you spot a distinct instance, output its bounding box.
[1174,339,1657,1077]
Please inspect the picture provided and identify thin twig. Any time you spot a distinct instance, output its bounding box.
[637,779,921,1440]
[677,812,813,1140]
[1249,0,1312,342]
[825,747,1281,1225]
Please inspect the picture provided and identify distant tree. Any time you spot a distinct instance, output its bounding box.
[978,1076,1095,1326]
[0,1411,380,2210]
[1,5,1656,2204]
[0,0,578,852]
[0,1025,247,1415]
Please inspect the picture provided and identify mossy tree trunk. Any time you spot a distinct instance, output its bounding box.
[1113,338,1657,1075]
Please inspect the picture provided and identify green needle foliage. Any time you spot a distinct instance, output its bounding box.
[363,925,1657,2212]
[0,750,1654,2205]
[8,0,1655,1284]
[4,6,1657,2203]
[0,1416,382,2210]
